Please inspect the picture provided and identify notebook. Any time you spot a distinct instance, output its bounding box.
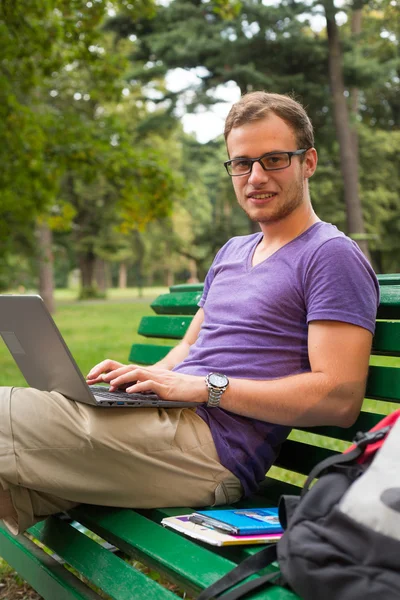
[162,514,283,546]
[189,507,282,535]
[0,294,202,409]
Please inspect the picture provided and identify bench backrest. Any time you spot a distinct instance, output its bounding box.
[129,277,400,498]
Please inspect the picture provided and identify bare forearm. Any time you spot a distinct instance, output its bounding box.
[220,371,366,428]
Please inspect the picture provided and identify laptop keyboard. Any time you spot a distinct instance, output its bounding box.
[89,385,158,401]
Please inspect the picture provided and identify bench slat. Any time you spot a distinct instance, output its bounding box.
[128,343,173,364]
[0,523,100,600]
[29,518,176,600]
[366,365,400,402]
[169,284,204,293]
[138,316,192,339]
[377,285,400,319]
[377,274,400,285]
[275,441,336,475]
[151,292,202,315]
[68,506,298,600]
[302,410,383,441]
[372,321,400,355]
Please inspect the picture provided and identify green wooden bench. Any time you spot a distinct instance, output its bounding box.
[0,276,399,600]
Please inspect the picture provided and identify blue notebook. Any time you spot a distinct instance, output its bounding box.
[189,507,282,536]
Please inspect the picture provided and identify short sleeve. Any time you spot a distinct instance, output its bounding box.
[304,237,380,334]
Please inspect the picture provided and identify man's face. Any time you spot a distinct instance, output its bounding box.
[226,113,316,225]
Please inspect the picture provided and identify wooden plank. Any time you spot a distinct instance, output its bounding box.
[138,316,192,339]
[151,292,202,316]
[275,441,337,475]
[366,365,400,402]
[377,285,400,320]
[372,321,400,355]
[0,523,100,600]
[30,517,177,600]
[169,283,204,293]
[377,274,400,285]
[129,344,173,365]
[303,411,383,441]
[68,506,298,600]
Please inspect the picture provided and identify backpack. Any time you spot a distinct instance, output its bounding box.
[198,409,400,600]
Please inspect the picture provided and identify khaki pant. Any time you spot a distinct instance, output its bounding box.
[0,387,242,534]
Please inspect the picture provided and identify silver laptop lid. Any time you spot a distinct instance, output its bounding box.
[0,295,97,404]
[0,295,201,409]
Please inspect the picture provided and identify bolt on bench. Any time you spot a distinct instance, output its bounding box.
[0,276,399,600]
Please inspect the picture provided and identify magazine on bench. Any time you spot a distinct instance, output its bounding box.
[161,511,283,547]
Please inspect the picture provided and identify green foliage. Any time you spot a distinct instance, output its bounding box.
[358,124,400,272]
[341,0,400,129]
[2,0,399,289]
[109,0,330,113]
[0,0,188,293]
[108,0,399,272]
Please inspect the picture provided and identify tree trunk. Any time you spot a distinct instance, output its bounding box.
[323,0,371,261]
[188,259,199,283]
[133,230,145,296]
[119,262,128,288]
[36,221,55,314]
[79,252,96,290]
[350,6,362,163]
[146,269,154,287]
[166,268,174,288]
[95,259,108,294]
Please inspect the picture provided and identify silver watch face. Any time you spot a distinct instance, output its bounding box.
[209,373,228,388]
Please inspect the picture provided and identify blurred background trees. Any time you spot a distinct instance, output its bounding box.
[1,0,399,310]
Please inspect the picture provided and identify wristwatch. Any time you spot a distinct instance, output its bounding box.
[205,372,229,408]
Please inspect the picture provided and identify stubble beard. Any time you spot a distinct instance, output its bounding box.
[242,176,305,225]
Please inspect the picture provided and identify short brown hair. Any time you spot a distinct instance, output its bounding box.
[224,91,314,150]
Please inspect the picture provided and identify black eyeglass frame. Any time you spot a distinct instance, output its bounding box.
[224,148,310,177]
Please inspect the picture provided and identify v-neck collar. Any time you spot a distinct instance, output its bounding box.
[247,222,321,271]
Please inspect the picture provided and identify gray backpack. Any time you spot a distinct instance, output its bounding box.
[198,410,400,600]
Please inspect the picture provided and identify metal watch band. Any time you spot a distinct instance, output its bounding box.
[207,386,224,408]
[206,373,229,408]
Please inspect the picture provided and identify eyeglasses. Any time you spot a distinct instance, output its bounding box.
[224,149,309,177]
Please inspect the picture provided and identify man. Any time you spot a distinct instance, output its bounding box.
[0,92,379,534]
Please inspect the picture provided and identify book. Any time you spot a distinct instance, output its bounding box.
[189,507,283,535]
[161,514,283,547]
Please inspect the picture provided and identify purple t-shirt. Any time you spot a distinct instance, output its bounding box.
[173,222,379,497]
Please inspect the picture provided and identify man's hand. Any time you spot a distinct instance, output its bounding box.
[87,360,207,403]
[110,366,207,403]
[86,360,132,390]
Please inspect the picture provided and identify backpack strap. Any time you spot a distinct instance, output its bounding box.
[206,570,283,600]
[197,544,278,600]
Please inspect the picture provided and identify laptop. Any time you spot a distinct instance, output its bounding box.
[0,295,201,409]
